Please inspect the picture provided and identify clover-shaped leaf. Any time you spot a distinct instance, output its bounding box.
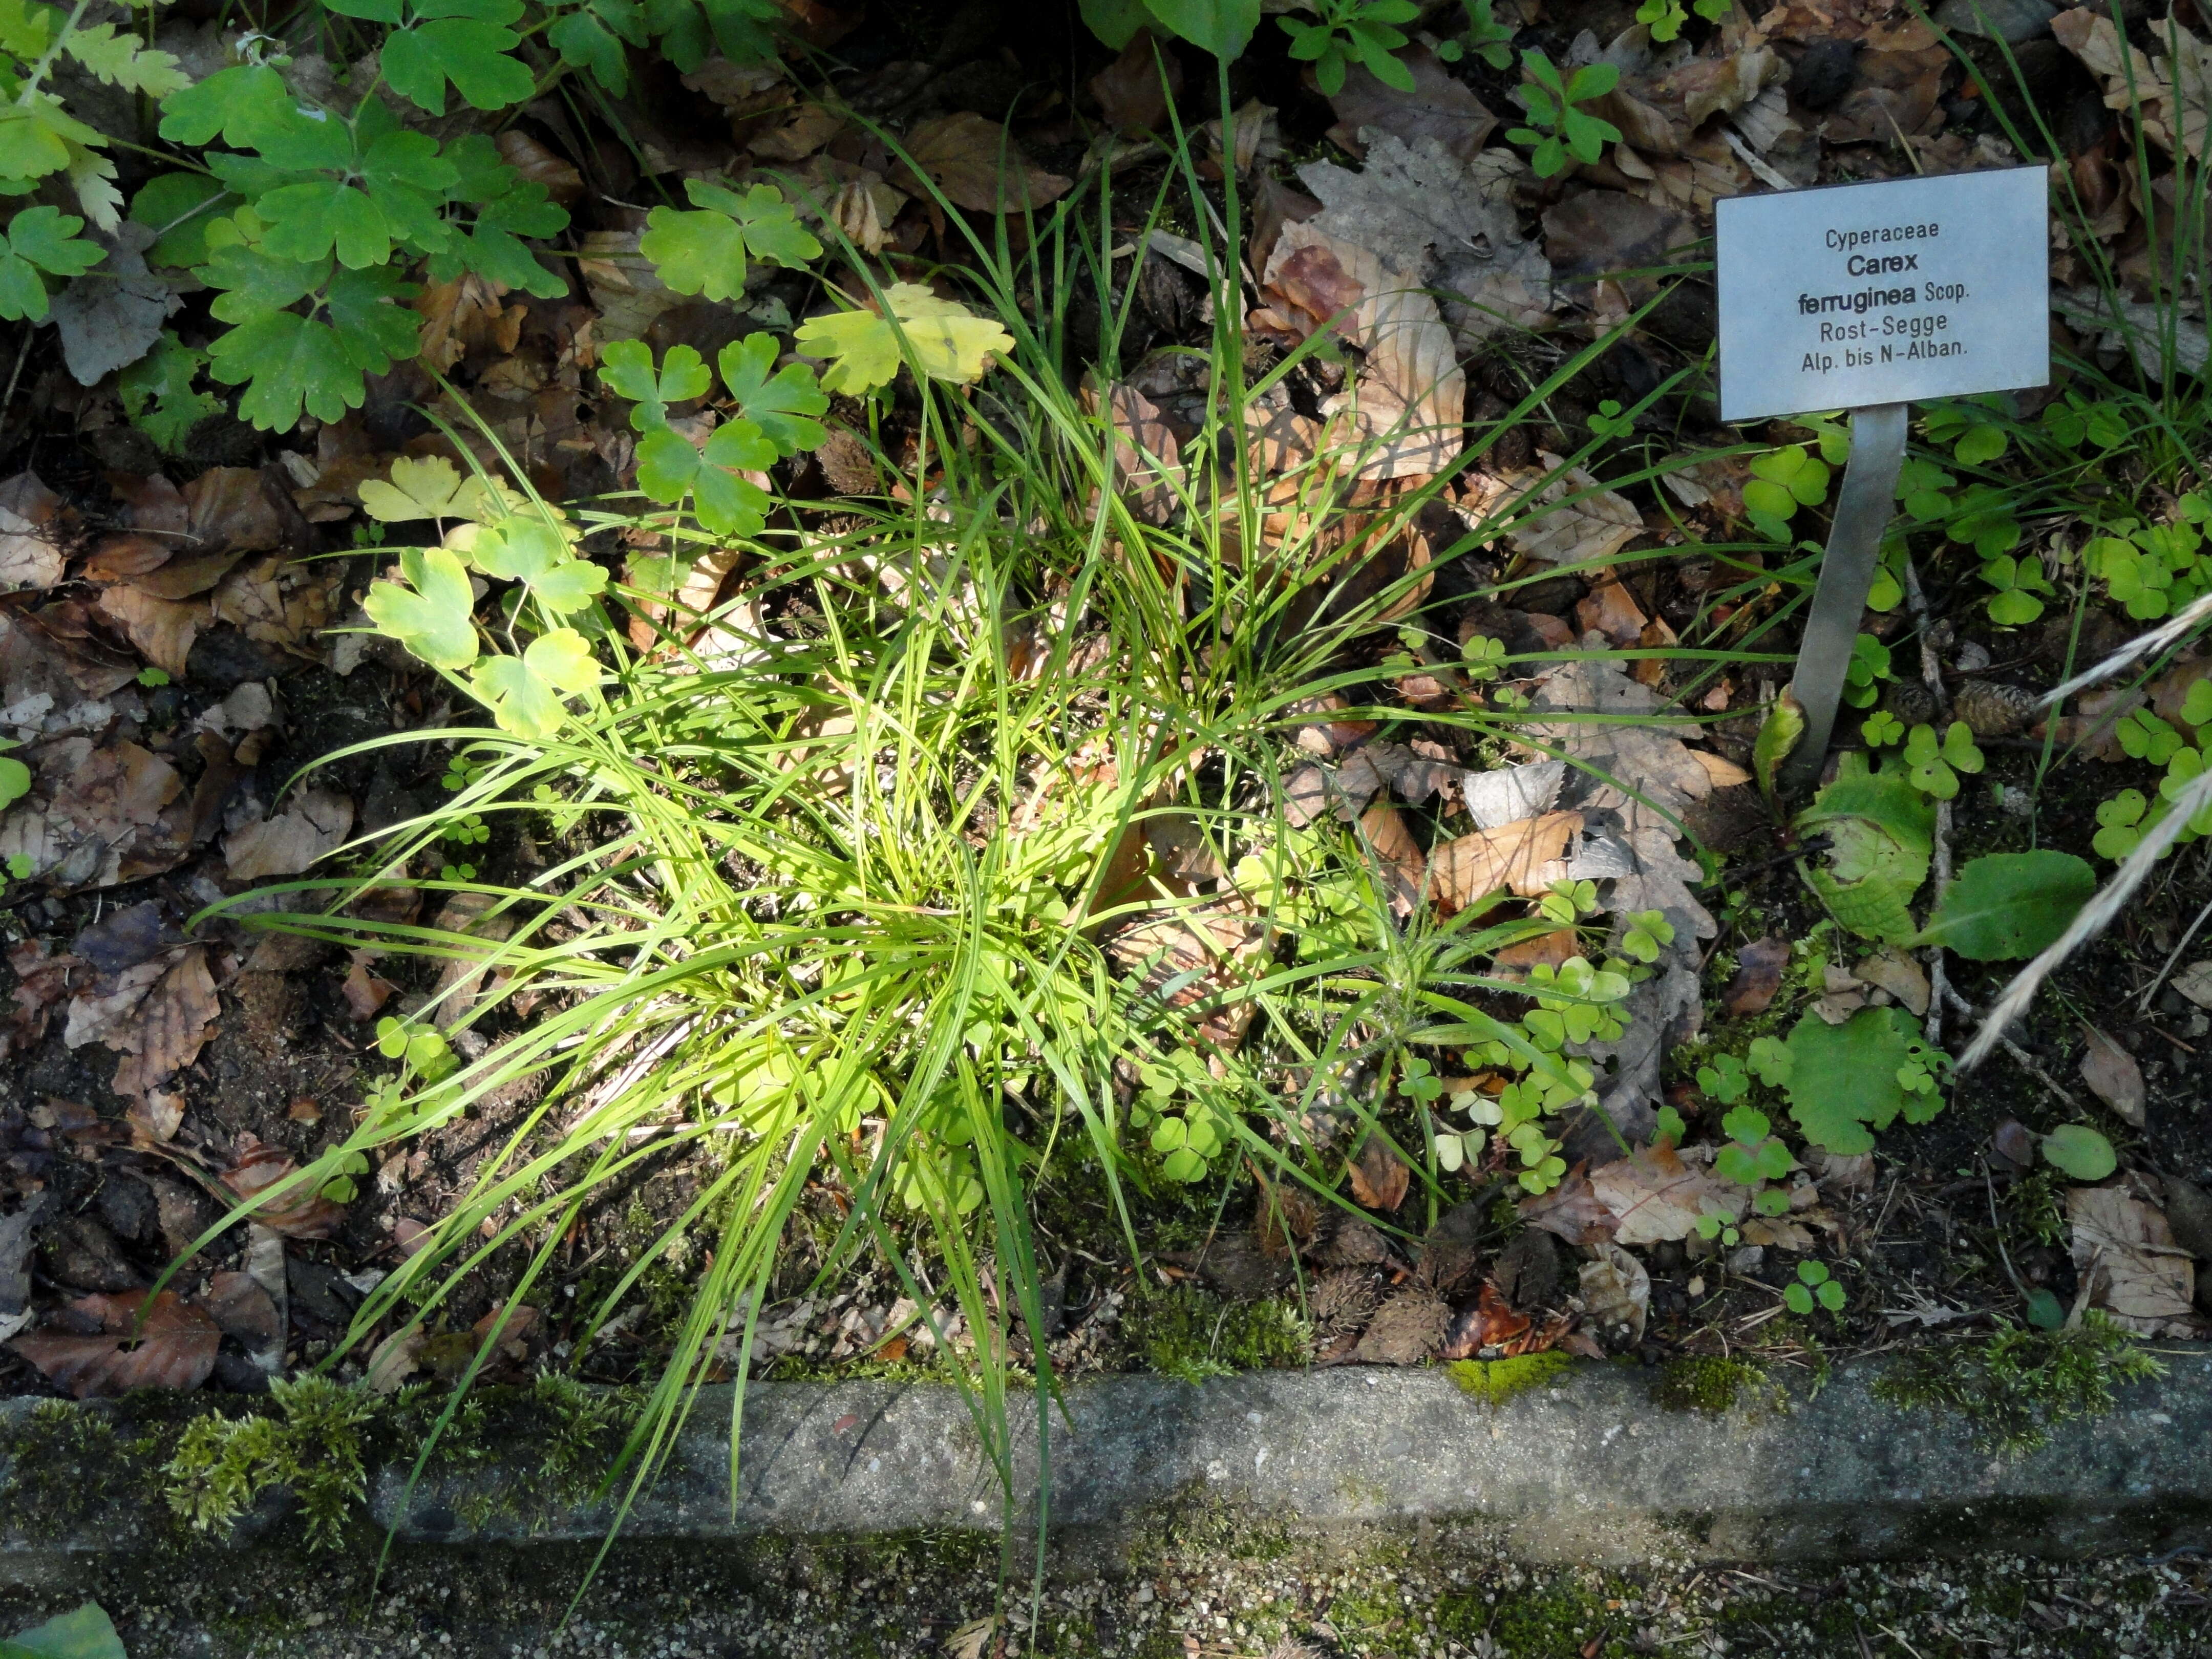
[2180,678,2212,732]
[717,332,827,456]
[365,546,479,670]
[639,180,822,304]
[1862,710,1904,747]
[795,282,1014,395]
[2093,790,2148,861]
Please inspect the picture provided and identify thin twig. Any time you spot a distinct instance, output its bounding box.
[1903,557,1951,1046]
[2039,588,2212,708]
[2139,889,2212,1012]
[1946,983,2080,1106]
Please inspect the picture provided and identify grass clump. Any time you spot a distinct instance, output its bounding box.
[1648,1354,1775,1415]
[165,1377,375,1548]
[1870,1313,2164,1454]
[1128,1282,1308,1384]
[1448,1352,1574,1406]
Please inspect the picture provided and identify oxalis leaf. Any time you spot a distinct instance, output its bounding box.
[1911,850,2095,961]
[1781,1006,1943,1155]
[470,630,599,739]
[364,546,479,670]
[794,282,1013,395]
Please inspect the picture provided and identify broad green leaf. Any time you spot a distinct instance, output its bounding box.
[381,17,536,115]
[1911,850,2094,961]
[639,182,818,303]
[602,338,709,428]
[471,628,599,738]
[2041,1123,2116,1181]
[718,332,825,455]
[129,172,232,268]
[7,205,98,277]
[549,10,631,89]
[256,179,392,269]
[1142,0,1259,58]
[532,556,610,613]
[156,65,305,151]
[466,516,570,582]
[1782,1006,1934,1155]
[1078,0,1151,48]
[365,546,479,669]
[794,282,1014,394]
[1795,757,1933,942]
[63,23,190,95]
[360,455,492,523]
[0,104,72,180]
[4,1602,126,1659]
[0,755,29,810]
[688,180,820,267]
[207,311,360,429]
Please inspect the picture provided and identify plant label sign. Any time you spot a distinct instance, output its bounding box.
[1715,167,2049,422]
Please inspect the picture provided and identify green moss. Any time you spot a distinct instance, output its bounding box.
[166,1377,374,1548]
[1871,1312,2163,1454]
[1123,1281,1307,1382]
[1648,1355,1776,1415]
[1448,1352,1573,1406]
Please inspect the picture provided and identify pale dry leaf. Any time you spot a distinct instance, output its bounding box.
[1517,1166,1618,1246]
[1349,1133,1411,1211]
[1324,46,1496,161]
[1589,1141,1747,1246]
[224,786,354,881]
[898,112,1071,212]
[1462,758,1564,828]
[1576,578,1648,647]
[1855,946,1930,1017]
[1356,801,1425,918]
[1579,1242,1649,1342]
[221,1132,343,1239]
[2173,960,2212,1009]
[1738,1215,1814,1251]
[62,955,169,1050]
[2068,1183,2197,1334]
[129,1088,184,1143]
[1428,810,1580,911]
[1489,460,1643,567]
[202,1268,283,1371]
[0,471,63,589]
[2078,1025,2146,1128]
[1691,751,1753,788]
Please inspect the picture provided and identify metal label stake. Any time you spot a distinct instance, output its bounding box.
[1713,165,2048,792]
[1779,402,1907,792]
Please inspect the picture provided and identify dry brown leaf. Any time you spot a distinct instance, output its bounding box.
[898,112,1071,213]
[1324,45,1495,161]
[2078,1025,2146,1128]
[1691,751,1752,789]
[109,946,219,1098]
[749,101,845,162]
[1428,811,1579,912]
[129,1089,184,1144]
[202,1269,283,1368]
[2068,1183,2197,1334]
[184,466,285,552]
[1517,1165,1617,1245]
[1723,937,1789,1018]
[210,556,339,655]
[1589,1141,1747,1246]
[10,1288,218,1397]
[1105,902,1269,1053]
[224,787,355,881]
[1579,1242,1649,1343]
[1575,578,1648,647]
[495,130,583,204]
[1356,802,1424,918]
[2173,960,2212,1009]
[220,1133,344,1239]
[1097,380,1183,526]
[1855,946,1930,1017]
[0,471,63,590]
[93,584,202,676]
[1090,27,1182,133]
[1349,1134,1411,1211]
[1483,459,1644,567]
[343,950,398,1020]
[62,955,168,1050]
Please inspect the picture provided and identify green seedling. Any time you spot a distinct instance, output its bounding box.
[1277,0,1420,95]
[1842,633,1892,710]
[1901,719,1984,799]
[2041,1123,2117,1181]
[1506,51,1621,178]
[1784,1259,1845,1314]
[1435,0,1515,67]
[1715,1104,1793,1187]
[1980,552,2053,625]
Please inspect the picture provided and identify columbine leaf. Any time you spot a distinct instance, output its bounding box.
[360,455,492,523]
[116,331,218,453]
[602,338,709,429]
[207,311,360,429]
[531,556,609,614]
[381,15,536,115]
[63,23,190,95]
[7,205,99,277]
[471,629,598,739]
[718,332,825,456]
[364,546,479,670]
[794,282,1014,394]
[0,104,72,181]
[255,179,392,269]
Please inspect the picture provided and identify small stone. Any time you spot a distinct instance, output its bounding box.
[2164,1175,2212,1262]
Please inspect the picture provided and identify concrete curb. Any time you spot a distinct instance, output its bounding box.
[6,1348,2210,1581]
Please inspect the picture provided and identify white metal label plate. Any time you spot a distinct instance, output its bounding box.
[1715,166,2050,422]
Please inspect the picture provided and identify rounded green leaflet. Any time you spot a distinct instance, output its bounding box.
[2041,1123,2116,1181]
[1911,850,2095,961]
[718,333,827,456]
[364,546,479,670]
[0,754,28,811]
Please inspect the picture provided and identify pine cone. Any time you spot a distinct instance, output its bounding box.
[1350,1286,1450,1365]
[1955,678,2043,737]
[1880,679,1938,728]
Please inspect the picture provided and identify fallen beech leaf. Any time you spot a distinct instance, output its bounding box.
[1438,1280,1532,1360]
[1349,1135,1411,1210]
[129,1088,184,1143]
[1575,578,1648,647]
[898,112,1071,212]
[1517,1165,1617,1245]
[202,1269,283,1370]
[109,945,219,1098]
[342,950,398,1020]
[10,1288,218,1396]
[496,130,583,204]
[1855,946,1930,1017]
[1579,1242,1649,1342]
[62,955,169,1050]
[220,1132,343,1239]
[2068,1183,2196,1335]
[1323,45,1495,161]
[224,787,354,881]
[1356,802,1425,918]
[1723,937,1789,1018]
[1589,1141,1746,1246]
[1428,811,1580,911]
[366,1325,426,1393]
[183,466,284,552]
[2173,960,2212,1009]
[2078,1025,2146,1128]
